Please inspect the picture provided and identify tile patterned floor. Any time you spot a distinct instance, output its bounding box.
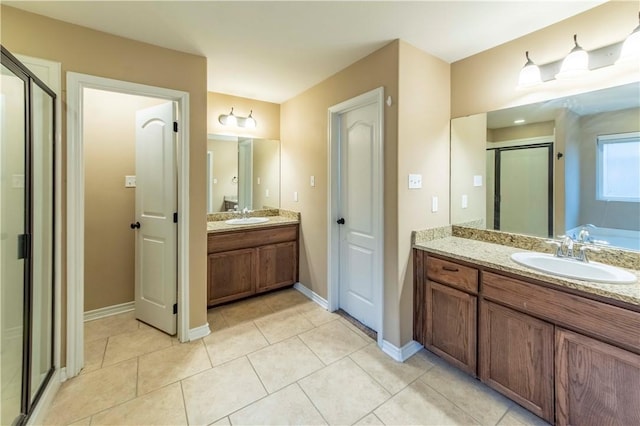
[43,288,550,425]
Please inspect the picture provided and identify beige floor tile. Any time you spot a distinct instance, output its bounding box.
[230,383,327,425]
[84,311,139,343]
[374,379,480,425]
[68,417,91,425]
[203,322,269,366]
[218,297,274,326]
[182,357,267,425]
[81,337,107,374]
[102,327,173,366]
[299,357,390,425]
[299,320,369,364]
[211,417,231,425]
[299,304,341,326]
[261,288,314,312]
[91,382,187,425]
[43,359,138,425]
[354,413,385,425]
[497,404,550,426]
[138,340,212,395]
[420,362,511,425]
[248,336,324,393]
[207,309,229,332]
[338,317,377,342]
[254,309,315,344]
[350,343,435,394]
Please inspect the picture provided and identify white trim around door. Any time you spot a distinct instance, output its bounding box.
[66,72,190,378]
[327,87,384,347]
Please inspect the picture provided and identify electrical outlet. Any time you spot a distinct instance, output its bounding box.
[257,177,261,185]
[294,191,299,202]
[431,196,438,212]
[265,189,270,197]
[462,194,468,209]
[408,174,422,189]
[473,175,483,187]
[310,175,315,187]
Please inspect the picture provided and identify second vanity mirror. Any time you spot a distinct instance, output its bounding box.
[207,134,281,213]
[451,81,640,251]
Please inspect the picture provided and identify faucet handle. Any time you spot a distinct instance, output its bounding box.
[577,244,601,262]
[545,239,563,257]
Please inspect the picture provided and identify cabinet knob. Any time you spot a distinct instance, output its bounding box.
[130,221,141,229]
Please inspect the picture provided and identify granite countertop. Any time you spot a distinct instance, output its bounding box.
[414,236,640,307]
[207,215,299,233]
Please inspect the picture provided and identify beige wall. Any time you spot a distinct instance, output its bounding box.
[1,6,209,350]
[451,113,487,226]
[280,40,401,344]
[579,108,640,230]
[83,89,165,311]
[397,41,451,344]
[488,121,555,142]
[451,1,640,118]
[207,138,238,212]
[208,92,280,140]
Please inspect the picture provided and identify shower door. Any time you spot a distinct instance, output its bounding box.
[1,46,56,426]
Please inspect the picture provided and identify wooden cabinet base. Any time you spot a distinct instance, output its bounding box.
[207,224,299,306]
[556,328,640,426]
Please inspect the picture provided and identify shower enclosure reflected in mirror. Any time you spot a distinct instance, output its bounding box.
[207,134,280,213]
[450,81,640,251]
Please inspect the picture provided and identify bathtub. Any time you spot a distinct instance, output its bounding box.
[566,225,640,251]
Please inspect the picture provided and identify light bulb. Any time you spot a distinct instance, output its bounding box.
[518,51,542,88]
[617,13,640,64]
[244,111,256,128]
[556,34,589,80]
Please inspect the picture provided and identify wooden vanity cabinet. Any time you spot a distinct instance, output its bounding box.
[423,255,479,375]
[479,300,554,422]
[555,328,640,426]
[207,224,299,306]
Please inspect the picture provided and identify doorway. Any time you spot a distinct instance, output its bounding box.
[328,87,384,346]
[487,143,553,238]
[66,73,190,378]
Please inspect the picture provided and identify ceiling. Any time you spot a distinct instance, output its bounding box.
[6,1,607,104]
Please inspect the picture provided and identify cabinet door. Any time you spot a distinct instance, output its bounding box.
[256,242,297,293]
[207,248,255,306]
[556,328,640,426]
[479,301,554,423]
[426,281,477,375]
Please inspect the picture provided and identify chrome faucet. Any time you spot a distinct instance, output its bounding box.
[561,235,574,258]
[546,234,600,262]
[240,207,252,218]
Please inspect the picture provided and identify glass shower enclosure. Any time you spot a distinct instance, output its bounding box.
[1,46,56,425]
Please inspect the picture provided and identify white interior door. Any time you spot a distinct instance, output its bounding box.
[499,146,550,237]
[337,102,381,331]
[134,102,177,335]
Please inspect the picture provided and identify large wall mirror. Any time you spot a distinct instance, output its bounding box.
[207,134,281,213]
[451,81,640,251]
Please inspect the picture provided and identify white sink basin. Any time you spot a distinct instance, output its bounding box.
[511,252,637,284]
[224,217,270,225]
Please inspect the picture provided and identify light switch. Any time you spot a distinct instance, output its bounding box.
[473,175,483,187]
[257,177,261,185]
[125,175,136,188]
[213,178,218,184]
[310,176,315,187]
[431,196,438,212]
[408,174,422,189]
[462,194,468,209]
[293,191,299,202]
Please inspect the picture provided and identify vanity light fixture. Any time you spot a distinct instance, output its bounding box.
[517,51,542,88]
[218,108,257,128]
[555,34,589,80]
[617,12,640,63]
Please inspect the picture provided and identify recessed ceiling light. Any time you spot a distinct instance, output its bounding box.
[514,119,526,124]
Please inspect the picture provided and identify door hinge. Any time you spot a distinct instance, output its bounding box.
[173,212,178,223]
[173,122,178,132]
[173,303,178,315]
[17,234,29,259]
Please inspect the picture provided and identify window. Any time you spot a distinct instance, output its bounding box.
[596,132,640,202]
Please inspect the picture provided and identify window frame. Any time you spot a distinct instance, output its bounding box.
[596,131,640,203]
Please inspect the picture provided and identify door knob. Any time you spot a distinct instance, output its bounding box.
[130,221,141,229]
[337,218,345,225]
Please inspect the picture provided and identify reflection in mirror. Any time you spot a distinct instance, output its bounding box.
[451,82,640,251]
[207,135,280,213]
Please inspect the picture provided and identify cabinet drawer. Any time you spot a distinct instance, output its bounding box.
[208,225,298,253]
[483,271,640,353]
[426,256,478,294]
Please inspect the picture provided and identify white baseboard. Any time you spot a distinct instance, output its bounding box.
[84,301,134,322]
[189,323,211,341]
[381,339,424,362]
[26,368,63,426]
[294,282,328,309]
